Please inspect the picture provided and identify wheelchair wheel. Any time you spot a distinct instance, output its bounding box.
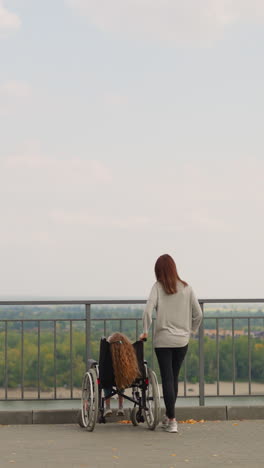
[144,368,160,430]
[81,368,98,432]
[130,407,139,426]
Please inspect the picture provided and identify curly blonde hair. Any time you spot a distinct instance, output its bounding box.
[109,333,140,389]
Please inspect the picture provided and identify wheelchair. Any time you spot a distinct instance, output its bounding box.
[79,338,160,432]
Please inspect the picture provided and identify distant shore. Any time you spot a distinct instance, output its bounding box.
[177,381,264,396]
[1,381,264,399]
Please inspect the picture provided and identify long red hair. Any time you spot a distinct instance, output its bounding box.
[155,254,187,294]
[109,333,140,390]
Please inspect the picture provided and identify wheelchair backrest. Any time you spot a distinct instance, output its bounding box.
[98,338,146,388]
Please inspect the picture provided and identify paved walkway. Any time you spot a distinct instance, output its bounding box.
[0,420,263,468]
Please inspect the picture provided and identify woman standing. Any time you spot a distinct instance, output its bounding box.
[140,254,202,433]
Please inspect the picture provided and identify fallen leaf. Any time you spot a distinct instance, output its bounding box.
[117,420,131,424]
[112,456,119,459]
[232,423,238,426]
[178,419,206,424]
[171,454,177,456]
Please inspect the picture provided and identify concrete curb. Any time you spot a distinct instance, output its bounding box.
[33,409,79,424]
[0,407,263,425]
[0,411,33,425]
[227,405,264,420]
[171,406,227,421]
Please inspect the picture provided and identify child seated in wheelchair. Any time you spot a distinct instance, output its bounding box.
[103,332,140,417]
[81,331,160,431]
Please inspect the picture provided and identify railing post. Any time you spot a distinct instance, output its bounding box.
[85,303,91,369]
[199,302,205,406]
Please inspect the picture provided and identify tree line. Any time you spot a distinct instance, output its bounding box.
[0,324,263,389]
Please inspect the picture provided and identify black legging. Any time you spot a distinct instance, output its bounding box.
[155,345,188,419]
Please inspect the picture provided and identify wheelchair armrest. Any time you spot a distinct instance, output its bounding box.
[87,359,98,370]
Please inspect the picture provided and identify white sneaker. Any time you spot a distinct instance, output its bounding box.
[116,408,124,416]
[104,408,113,417]
[161,416,169,429]
[165,420,178,433]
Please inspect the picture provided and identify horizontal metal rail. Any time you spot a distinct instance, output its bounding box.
[0,298,264,305]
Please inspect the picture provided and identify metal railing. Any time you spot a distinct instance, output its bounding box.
[0,298,263,406]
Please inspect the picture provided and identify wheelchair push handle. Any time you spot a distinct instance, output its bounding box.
[139,333,148,342]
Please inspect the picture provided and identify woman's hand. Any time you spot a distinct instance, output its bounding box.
[139,333,148,341]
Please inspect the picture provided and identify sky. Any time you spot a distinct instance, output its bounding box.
[0,0,264,299]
